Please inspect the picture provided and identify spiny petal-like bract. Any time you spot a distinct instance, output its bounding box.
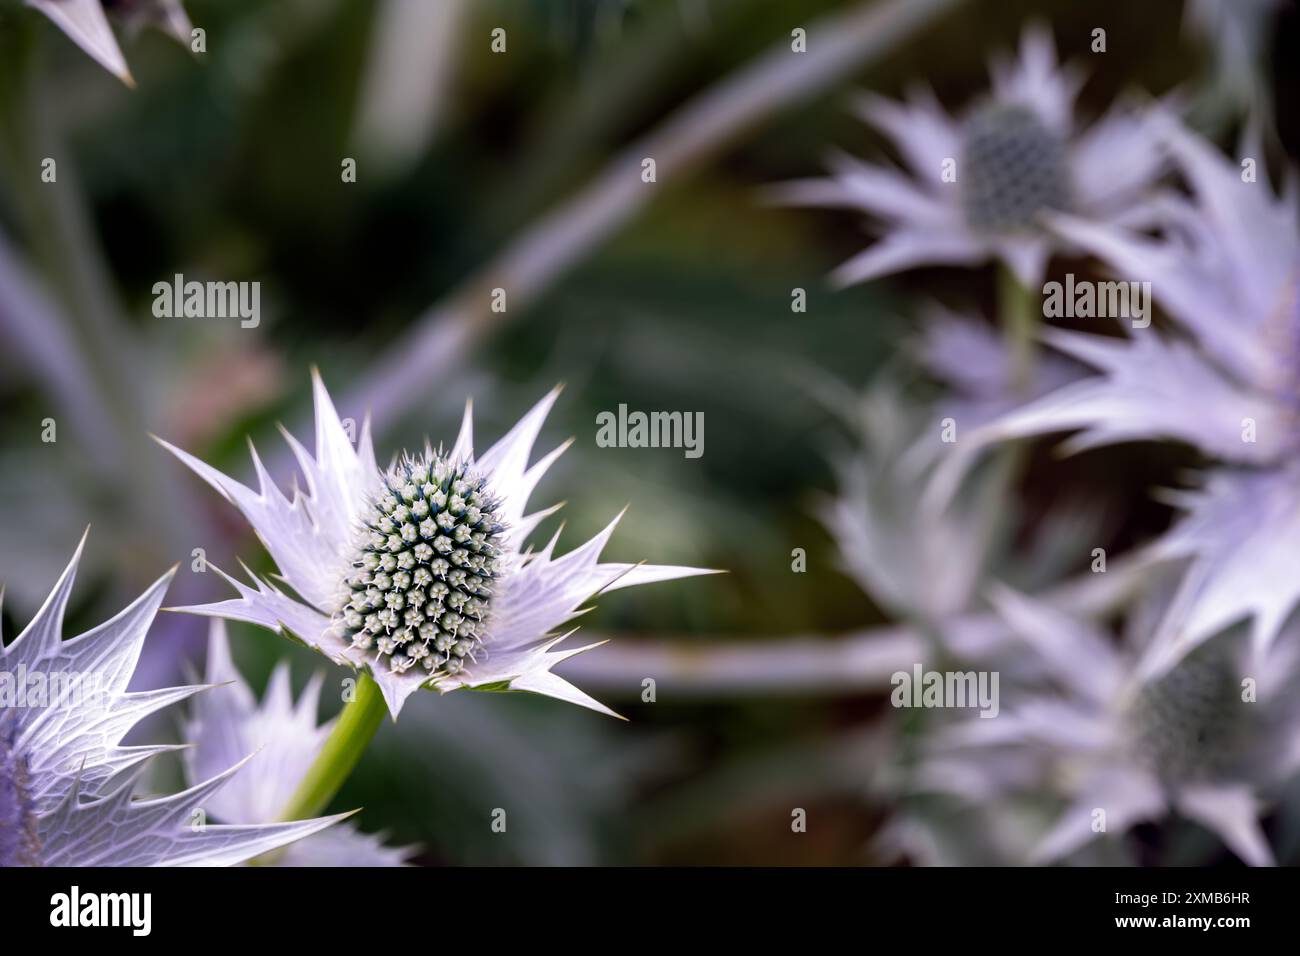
[0,533,350,866]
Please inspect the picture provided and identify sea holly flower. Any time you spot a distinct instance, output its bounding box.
[921,584,1299,866]
[156,370,714,721]
[0,533,349,866]
[772,23,1164,287]
[943,119,1300,671]
[182,620,412,866]
[26,0,191,86]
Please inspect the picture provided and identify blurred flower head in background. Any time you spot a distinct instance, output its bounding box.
[918,581,1300,866]
[954,119,1300,676]
[773,23,1166,287]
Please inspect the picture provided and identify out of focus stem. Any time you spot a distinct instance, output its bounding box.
[998,264,1038,392]
[335,0,972,434]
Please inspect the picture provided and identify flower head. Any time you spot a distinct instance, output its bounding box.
[0,533,349,866]
[773,23,1164,287]
[334,451,507,679]
[947,119,1300,669]
[921,583,1299,866]
[158,371,715,719]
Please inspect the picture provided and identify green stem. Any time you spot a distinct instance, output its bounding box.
[998,263,1038,393]
[278,671,387,822]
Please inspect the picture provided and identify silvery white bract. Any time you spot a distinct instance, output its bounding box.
[182,620,412,866]
[955,119,1300,673]
[916,305,1082,432]
[923,584,1300,866]
[0,534,350,866]
[26,0,192,86]
[913,311,1103,599]
[815,337,1092,638]
[158,371,713,719]
[772,23,1164,287]
[816,380,1010,628]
